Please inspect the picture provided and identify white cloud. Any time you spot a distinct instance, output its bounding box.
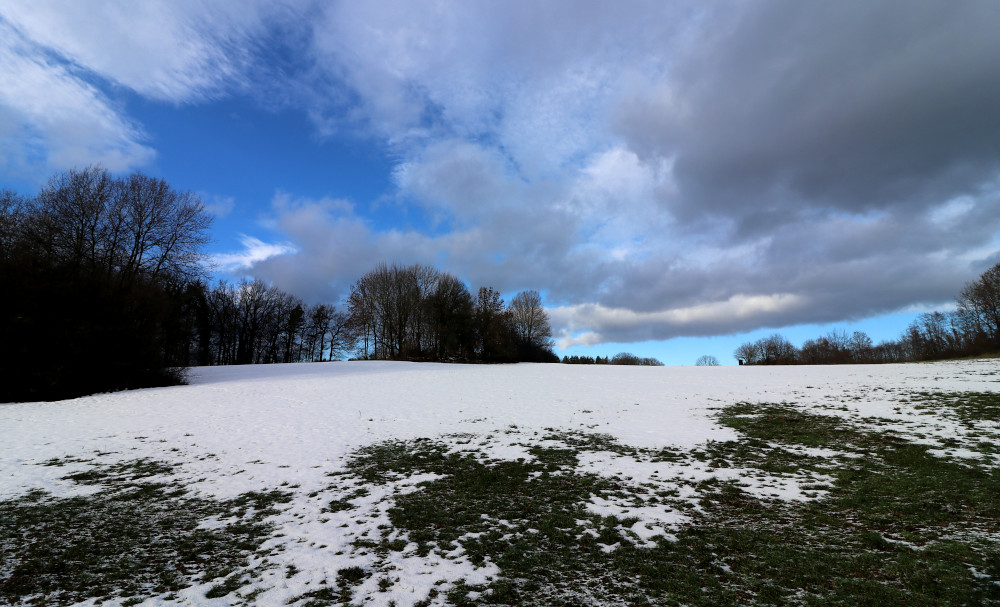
[236,193,439,303]
[0,0,298,176]
[201,194,236,218]
[0,22,155,174]
[0,1,281,103]
[552,294,810,347]
[211,234,298,273]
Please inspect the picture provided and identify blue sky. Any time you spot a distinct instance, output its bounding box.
[2,1,999,365]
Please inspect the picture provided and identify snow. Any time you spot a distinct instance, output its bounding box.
[2,358,998,605]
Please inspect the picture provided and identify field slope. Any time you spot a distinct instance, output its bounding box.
[2,360,998,606]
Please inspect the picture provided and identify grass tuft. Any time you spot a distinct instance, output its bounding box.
[0,459,291,606]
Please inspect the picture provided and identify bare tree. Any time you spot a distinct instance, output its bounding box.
[761,334,797,364]
[30,166,211,285]
[0,189,28,260]
[1,168,213,400]
[957,262,1000,351]
[306,304,334,362]
[326,309,357,361]
[474,286,510,361]
[347,263,438,359]
[695,355,720,366]
[509,290,553,349]
[117,172,212,284]
[427,273,474,360]
[848,331,873,363]
[611,352,664,366]
[734,341,761,365]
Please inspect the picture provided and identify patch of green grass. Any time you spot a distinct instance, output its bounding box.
[904,391,1000,454]
[337,565,368,585]
[205,573,245,599]
[719,402,871,450]
[340,396,1000,606]
[290,584,348,607]
[324,487,371,513]
[0,458,291,606]
[539,430,641,458]
[346,437,454,484]
[350,437,712,605]
[680,402,1000,606]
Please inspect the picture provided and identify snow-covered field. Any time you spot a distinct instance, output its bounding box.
[2,359,998,605]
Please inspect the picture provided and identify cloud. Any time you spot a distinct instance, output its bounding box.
[0,21,155,175]
[304,1,692,164]
[613,2,1000,228]
[211,234,298,273]
[201,194,236,218]
[225,193,434,303]
[552,293,809,347]
[0,1,287,103]
[0,0,300,176]
[237,1,1000,340]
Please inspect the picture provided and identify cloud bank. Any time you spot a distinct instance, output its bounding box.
[3,1,999,344]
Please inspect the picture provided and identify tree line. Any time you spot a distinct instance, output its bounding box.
[140,266,559,367]
[344,262,557,363]
[1,167,212,401]
[561,353,664,366]
[734,263,1000,365]
[0,168,561,400]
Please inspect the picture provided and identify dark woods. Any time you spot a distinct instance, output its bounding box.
[734,263,1000,365]
[346,264,557,364]
[1,167,211,402]
[1,168,557,402]
[191,265,557,369]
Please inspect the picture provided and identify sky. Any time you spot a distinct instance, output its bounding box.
[2,1,999,365]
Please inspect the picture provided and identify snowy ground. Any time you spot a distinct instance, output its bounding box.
[2,359,998,605]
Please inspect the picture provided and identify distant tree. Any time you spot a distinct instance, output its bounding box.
[905,311,966,361]
[824,329,852,363]
[611,352,641,365]
[734,341,761,365]
[848,331,874,363]
[473,286,512,362]
[760,333,797,364]
[871,338,906,363]
[609,352,663,366]
[347,263,433,359]
[605,352,663,367]
[734,335,795,365]
[695,355,720,366]
[562,355,597,364]
[0,189,27,260]
[509,290,553,347]
[426,273,474,360]
[326,309,356,361]
[957,262,1000,352]
[28,166,211,285]
[799,337,827,364]
[281,302,306,363]
[306,304,334,362]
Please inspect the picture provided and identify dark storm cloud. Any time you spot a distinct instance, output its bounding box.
[617,1,1000,225]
